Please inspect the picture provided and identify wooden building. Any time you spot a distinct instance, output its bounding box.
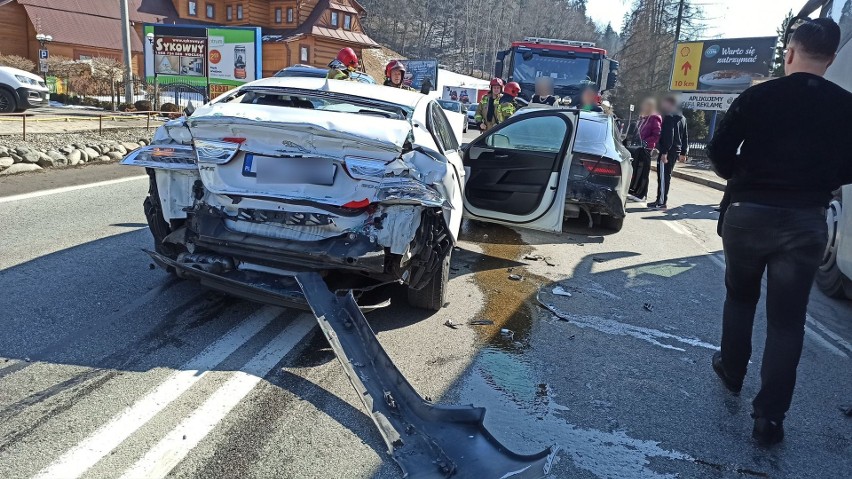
[0,0,378,78]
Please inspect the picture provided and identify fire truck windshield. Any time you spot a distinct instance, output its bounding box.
[511,50,600,96]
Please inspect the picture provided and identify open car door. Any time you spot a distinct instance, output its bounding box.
[462,109,579,233]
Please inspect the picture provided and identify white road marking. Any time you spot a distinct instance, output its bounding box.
[661,210,849,358]
[32,305,283,479]
[118,314,315,479]
[0,175,147,204]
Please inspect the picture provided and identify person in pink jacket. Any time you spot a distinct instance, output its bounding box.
[628,98,662,202]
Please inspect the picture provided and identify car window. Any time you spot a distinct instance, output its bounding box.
[218,88,412,120]
[484,114,567,153]
[429,102,460,152]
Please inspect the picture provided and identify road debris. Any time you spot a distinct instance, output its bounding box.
[508,274,523,281]
[524,254,544,261]
[443,319,459,329]
[841,405,852,416]
[543,257,557,267]
[295,272,557,478]
[469,319,495,326]
[552,286,573,297]
[501,328,515,339]
[644,303,654,312]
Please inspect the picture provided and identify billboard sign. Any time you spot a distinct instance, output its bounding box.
[442,86,478,105]
[144,24,262,99]
[399,59,438,92]
[670,36,776,93]
[679,92,739,111]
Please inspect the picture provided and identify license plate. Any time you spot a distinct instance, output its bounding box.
[242,154,337,186]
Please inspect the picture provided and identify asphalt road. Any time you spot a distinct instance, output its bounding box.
[1,160,850,479]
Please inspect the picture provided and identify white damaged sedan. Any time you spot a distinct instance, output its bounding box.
[124,76,583,310]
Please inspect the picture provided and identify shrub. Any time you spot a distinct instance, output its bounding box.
[0,54,35,72]
[134,100,152,111]
[52,93,68,104]
[117,103,136,112]
[160,102,180,112]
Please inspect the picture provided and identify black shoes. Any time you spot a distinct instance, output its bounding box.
[648,202,668,209]
[752,416,784,446]
[712,351,743,394]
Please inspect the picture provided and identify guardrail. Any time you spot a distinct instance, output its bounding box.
[0,111,182,140]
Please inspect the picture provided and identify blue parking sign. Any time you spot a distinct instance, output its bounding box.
[39,49,49,59]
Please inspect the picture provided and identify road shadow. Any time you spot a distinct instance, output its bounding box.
[636,203,721,222]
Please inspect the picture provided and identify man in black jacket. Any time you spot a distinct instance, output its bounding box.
[707,18,852,446]
[649,95,689,208]
[650,95,689,209]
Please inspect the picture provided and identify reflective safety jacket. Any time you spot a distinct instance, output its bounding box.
[497,95,519,123]
[475,93,503,130]
[327,59,353,80]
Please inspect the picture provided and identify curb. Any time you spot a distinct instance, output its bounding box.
[650,164,726,192]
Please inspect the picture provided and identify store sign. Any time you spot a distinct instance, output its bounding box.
[154,36,207,77]
[680,92,739,111]
[670,36,776,93]
[144,24,261,98]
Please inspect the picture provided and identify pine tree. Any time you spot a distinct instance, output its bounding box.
[771,10,793,78]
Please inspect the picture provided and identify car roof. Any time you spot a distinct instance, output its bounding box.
[241,76,427,109]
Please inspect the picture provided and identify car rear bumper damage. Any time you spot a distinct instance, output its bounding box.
[566,179,626,218]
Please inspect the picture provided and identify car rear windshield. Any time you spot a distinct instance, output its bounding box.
[216,87,412,120]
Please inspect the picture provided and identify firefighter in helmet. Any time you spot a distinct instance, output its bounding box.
[497,81,522,122]
[384,60,416,91]
[475,78,504,131]
[327,47,359,80]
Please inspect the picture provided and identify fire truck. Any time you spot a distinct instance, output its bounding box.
[495,37,619,103]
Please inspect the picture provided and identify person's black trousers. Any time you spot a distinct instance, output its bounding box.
[655,151,677,205]
[720,202,827,421]
[628,147,652,199]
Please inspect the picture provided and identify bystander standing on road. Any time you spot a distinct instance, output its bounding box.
[649,95,688,209]
[627,98,662,203]
[578,84,603,112]
[531,77,557,106]
[707,18,852,446]
[475,78,504,132]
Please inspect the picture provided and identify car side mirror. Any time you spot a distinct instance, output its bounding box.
[495,50,507,78]
[486,134,510,149]
[605,70,618,91]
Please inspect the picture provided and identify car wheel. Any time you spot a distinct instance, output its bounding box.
[143,169,183,263]
[407,251,450,311]
[816,194,852,300]
[600,215,625,232]
[0,89,16,114]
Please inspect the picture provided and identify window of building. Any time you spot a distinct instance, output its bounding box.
[206,3,214,18]
[188,0,197,16]
[343,14,352,30]
[287,7,294,22]
[226,5,233,20]
[330,11,339,27]
[300,46,309,63]
[236,4,243,19]
[275,7,282,23]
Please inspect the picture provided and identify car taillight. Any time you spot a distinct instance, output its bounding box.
[194,139,242,164]
[343,157,388,180]
[577,154,621,176]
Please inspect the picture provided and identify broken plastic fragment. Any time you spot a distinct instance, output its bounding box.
[508,274,523,281]
[443,320,459,329]
[552,286,572,297]
[501,329,514,339]
[643,303,654,312]
[469,319,495,326]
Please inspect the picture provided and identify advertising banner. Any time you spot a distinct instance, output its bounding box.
[400,59,438,91]
[442,86,477,105]
[154,36,206,77]
[670,36,776,93]
[679,92,739,111]
[144,24,262,100]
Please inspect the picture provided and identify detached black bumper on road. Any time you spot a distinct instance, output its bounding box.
[15,87,49,109]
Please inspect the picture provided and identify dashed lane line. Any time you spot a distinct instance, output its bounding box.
[118,313,315,479]
[32,305,284,479]
[659,213,851,358]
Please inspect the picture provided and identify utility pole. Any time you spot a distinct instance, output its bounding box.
[119,0,134,104]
